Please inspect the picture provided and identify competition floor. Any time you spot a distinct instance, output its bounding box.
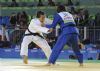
[0,58,100,71]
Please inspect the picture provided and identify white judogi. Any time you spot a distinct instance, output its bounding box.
[20,18,52,60]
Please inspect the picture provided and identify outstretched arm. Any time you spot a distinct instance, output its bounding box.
[28,19,50,34]
[46,14,60,29]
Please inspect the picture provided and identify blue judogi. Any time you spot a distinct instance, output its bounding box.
[46,12,83,64]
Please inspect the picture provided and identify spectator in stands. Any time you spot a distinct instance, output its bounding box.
[82,38,94,60]
[0,24,11,47]
[74,9,84,26]
[75,1,80,6]
[10,12,17,27]
[67,0,73,6]
[0,25,2,41]
[82,38,94,50]
[95,13,100,26]
[69,6,76,14]
[10,0,19,7]
[72,11,80,26]
[98,53,100,60]
[37,0,44,6]
[75,9,89,26]
[48,0,55,6]
[17,11,29,29]
[16,12,21,26]
[82,9,89,26]
[88,16,95,26]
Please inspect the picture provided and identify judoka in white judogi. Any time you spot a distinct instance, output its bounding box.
[20,18,52,63]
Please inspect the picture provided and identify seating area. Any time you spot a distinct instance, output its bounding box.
[0,0,100,49]
[0,0,100,7]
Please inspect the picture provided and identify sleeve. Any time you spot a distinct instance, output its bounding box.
[46,14,60,29]
[28,19,50,34]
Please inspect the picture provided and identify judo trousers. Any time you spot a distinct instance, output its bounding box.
[20,35,51,60]
[49,33,83,64]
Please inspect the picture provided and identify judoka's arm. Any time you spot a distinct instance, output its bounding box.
[46,14,60,29]
[28,20,50,34]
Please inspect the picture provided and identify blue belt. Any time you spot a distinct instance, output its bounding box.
[62,24,76,29]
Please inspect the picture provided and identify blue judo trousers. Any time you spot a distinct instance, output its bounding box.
[46,12,83,64]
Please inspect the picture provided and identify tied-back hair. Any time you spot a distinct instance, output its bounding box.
[57,5,66,13]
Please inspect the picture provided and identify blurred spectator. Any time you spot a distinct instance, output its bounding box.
[98,53,100,60]
[10,11,29,45]
[69,6,76,14]
[67,0,73,6]
[10,0,19,7]
[46,35,56,49]
[17,11,29,29]
[82,38,94,60]
[28,42,38,49]
[74,9,89,26]
[75,1,80,6]
[37,0,44,6]
[0,25,11,48]
[82,38,94,50]
[0,25,2,41]
[82,9,89,26]
[95,13,100,26]
[16,12,21,25]
[88,16,95,26]
[48,0,55,6]
[74,9,84,26]
[10,12,17,27]
[82,38,91,44]
[73,12,78,21]
[84,43,94,51]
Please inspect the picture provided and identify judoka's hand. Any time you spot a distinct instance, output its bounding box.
[48,28,53,33]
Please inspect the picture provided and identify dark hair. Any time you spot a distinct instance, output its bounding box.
[36,11,44,18]
[57,5,66,13]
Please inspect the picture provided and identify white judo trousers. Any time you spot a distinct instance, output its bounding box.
[20,35,51,60]
[20,18,52,60]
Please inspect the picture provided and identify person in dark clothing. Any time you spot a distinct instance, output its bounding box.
[95,13,100,26]
[67,0,73,6]
[37,0,44,6]
[11,0,19,7]
[17,11,29,29]
[10,12,17,26]
[48,0,55,6]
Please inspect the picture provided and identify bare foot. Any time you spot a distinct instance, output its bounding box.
[45,63,59,66]
[45,63,55,66]
[22,55,28,64]
[79,63,83,67]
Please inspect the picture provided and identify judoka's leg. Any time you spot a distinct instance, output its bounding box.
[20,36,33,64]
[70,34,83,66]
[48,34,69,64]
[32,36,51,60]
[20,36,32,56]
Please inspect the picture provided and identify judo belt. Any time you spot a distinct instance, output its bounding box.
[24,29,44,39]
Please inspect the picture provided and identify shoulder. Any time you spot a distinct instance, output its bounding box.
[30,18,40,24]
[29,18,36,25]
[58,12,72,15]
[53,13,61,19]
[30,18,37,22]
